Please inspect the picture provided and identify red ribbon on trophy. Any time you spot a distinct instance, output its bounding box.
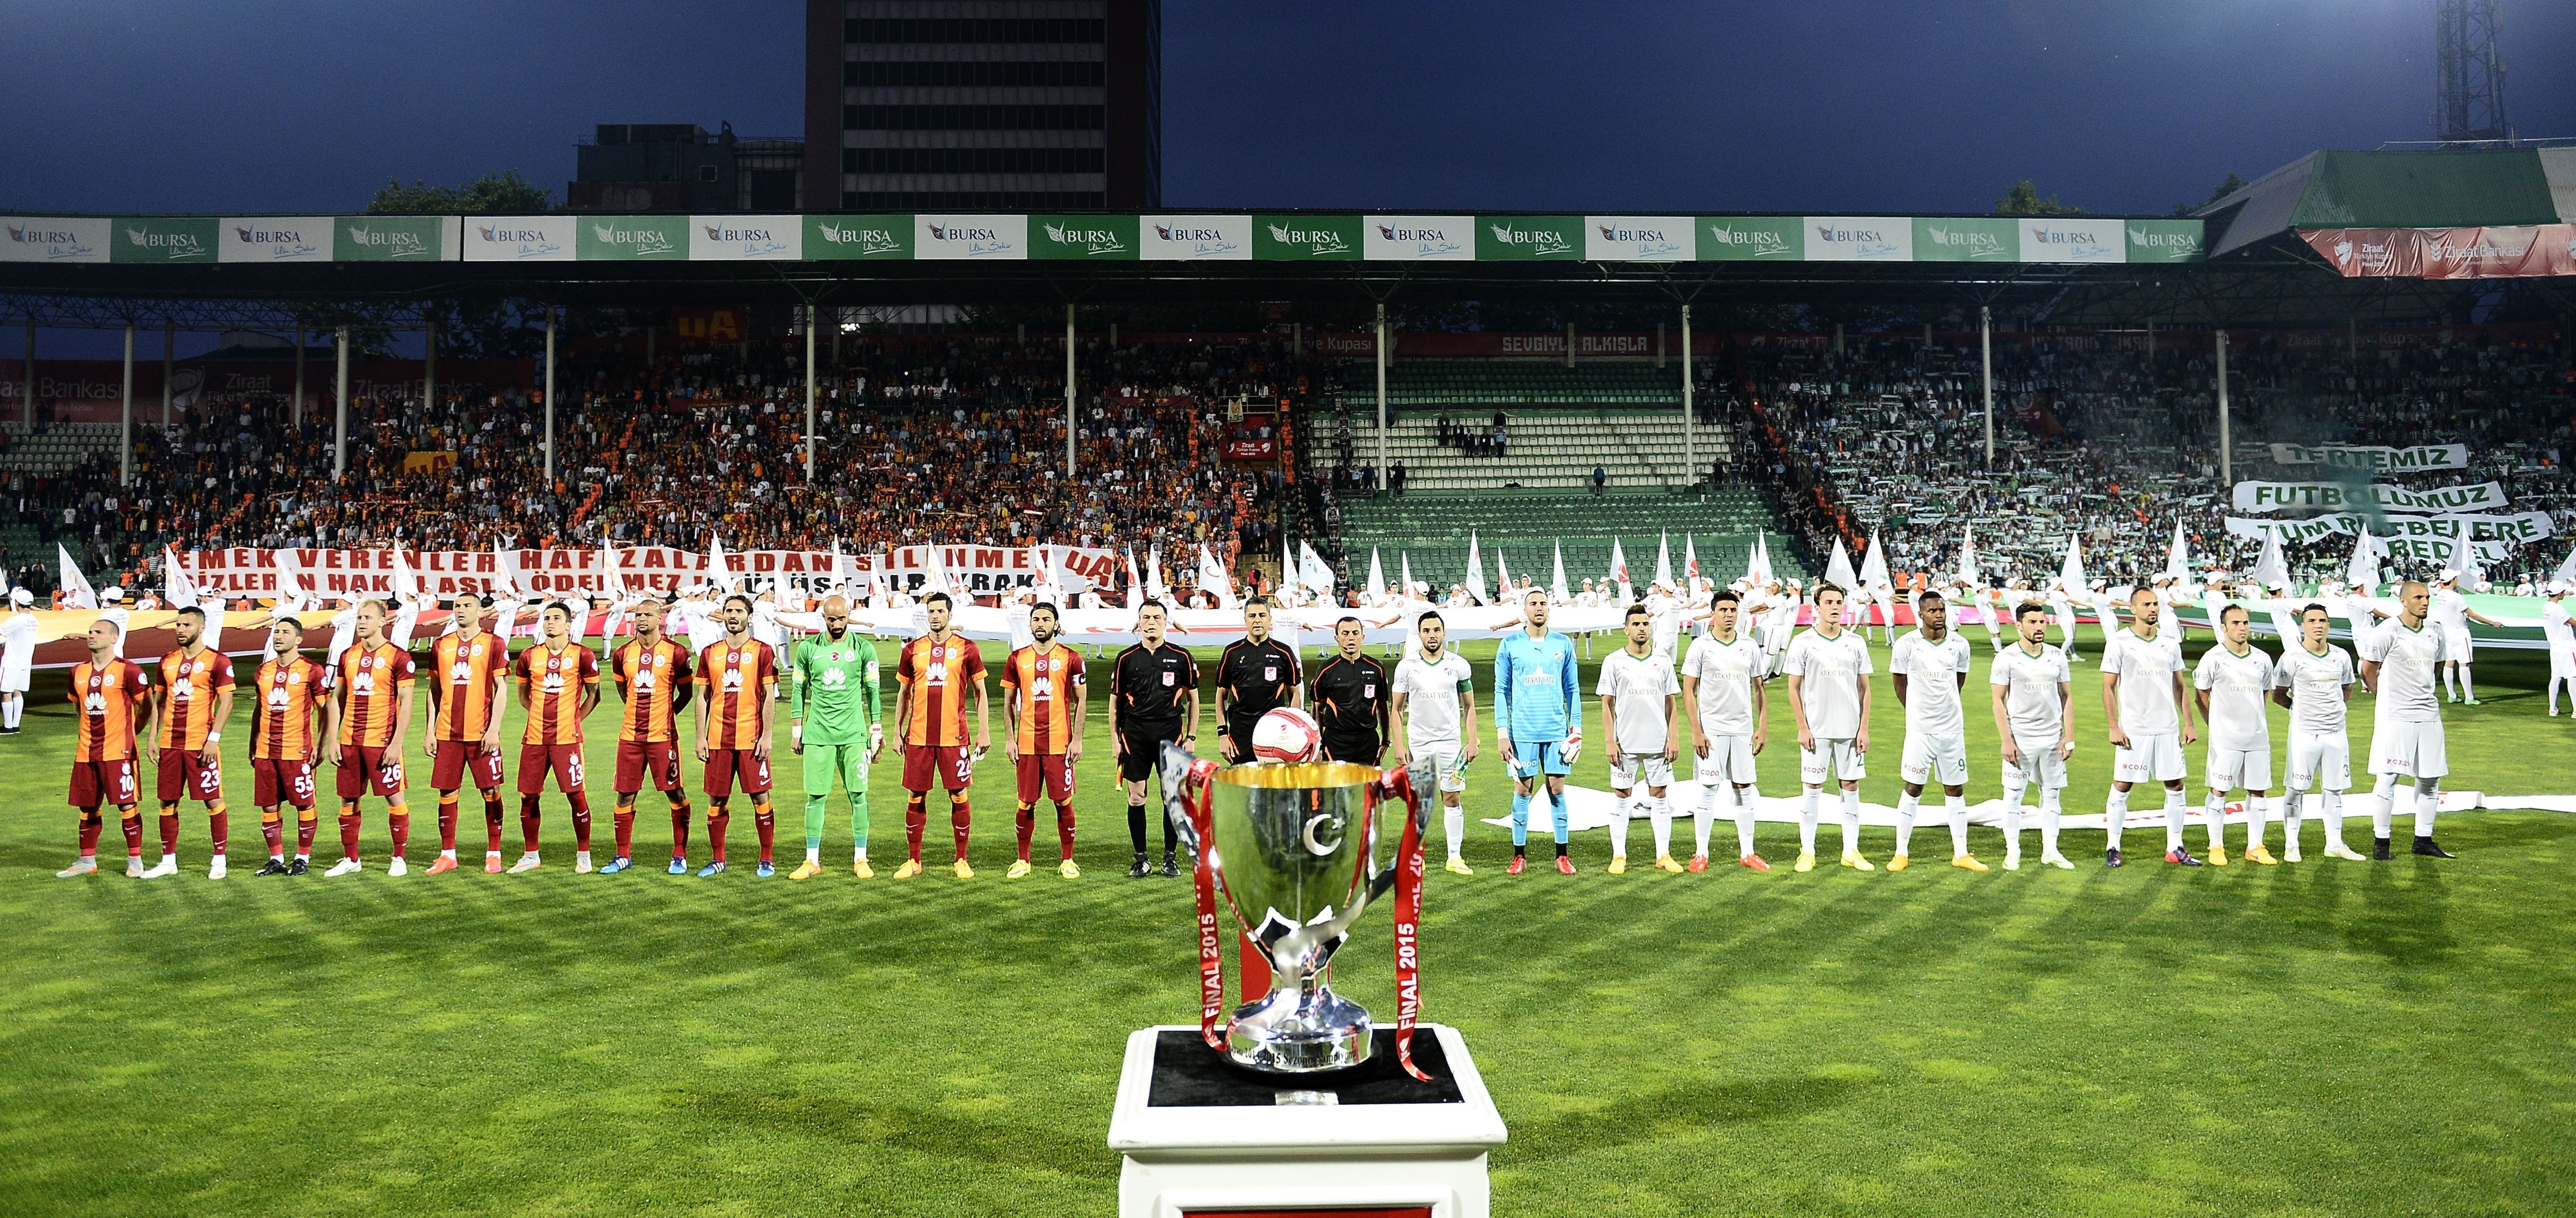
[1186,760,1431,1082]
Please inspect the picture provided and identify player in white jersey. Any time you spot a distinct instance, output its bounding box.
[2271,602,2366,862]
[1989,601,2077,869]
[1598,603,1682,874]
[2192,605,2279,865]
[1887,589,1979,872]
[1681,589,1769,871]
[2357,581,2454,859]
[2543,583,2574,716]
[1388,611,1480,874]
[1782,583,1874,872]
[2101,584,2202,867]
[2427,571,2503,705]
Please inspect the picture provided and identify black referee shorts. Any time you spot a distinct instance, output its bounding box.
[1118,721,1185,784]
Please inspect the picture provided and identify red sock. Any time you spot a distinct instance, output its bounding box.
[120,813,143,858]
[208,808,228,856]
[613,810,634,858]
[483,795,504,852]
[437,796,459,851]
[1054,801,1077,862]
[950,796,972,862]
[388,811,409,859]
[295,811,316,856]
[709,808,730,863]
[158,808,180,856]
[1015,802,1036,862]
[754,804,775,864]
[904,794,927,862]
[569,792,592,852]
[669,803,691,858]
[77,811,102,858]
[519,795,542,853]
[337,809,361,861]
[259,813,283,857]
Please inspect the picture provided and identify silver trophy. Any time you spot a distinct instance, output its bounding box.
[1166,745,1426,1075]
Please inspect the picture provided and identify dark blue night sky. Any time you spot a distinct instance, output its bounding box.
[8,1,2570,219]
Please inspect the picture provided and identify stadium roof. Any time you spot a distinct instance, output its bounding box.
[2199,147,2575,257]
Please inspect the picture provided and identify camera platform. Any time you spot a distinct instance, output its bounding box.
[1107,1024,1507,1218]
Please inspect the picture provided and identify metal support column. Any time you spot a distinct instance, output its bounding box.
[1064,303,1077,477]
[292,324,305,426]
[542,307,557,485]
[21,317,33,429]
[1680,303,1695,484]
[332,326,349,479]
[119,325,133,485]
[803,304,817,480]
[423,316,437,411]
[1979,306,1994,468]
[1376,303,1390,495]
[161,321,173,428]
[2215,328,2232,485]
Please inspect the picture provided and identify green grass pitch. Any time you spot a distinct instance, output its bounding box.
[3,630,2572,1216]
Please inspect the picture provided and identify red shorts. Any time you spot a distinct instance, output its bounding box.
[335,745,405,800]
[69,758,139,809]
[517,743,587,795]
[431,738,506,792]
[156,747,224,804]
[903,743,973,793]
[1016,752,1073,803]
[703,747,773,798]
[615,738,684,794]
[252,756,317,809]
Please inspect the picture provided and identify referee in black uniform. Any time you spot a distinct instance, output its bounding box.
[1110,602,1201,877]
[1214,596,1301,764]
[1309,616,1392,766]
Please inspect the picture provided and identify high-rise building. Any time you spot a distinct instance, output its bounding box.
[804,1,1161,212]
[568,124,804,213]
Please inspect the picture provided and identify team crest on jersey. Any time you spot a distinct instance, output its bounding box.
[1265,665,1278,682]
[1364,683,1376,699]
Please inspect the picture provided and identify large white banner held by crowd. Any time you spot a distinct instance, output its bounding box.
[2225,511,2554,564]
[180,544,1120,598]
[2232,480,2510,514]
[2266,443,2469,472]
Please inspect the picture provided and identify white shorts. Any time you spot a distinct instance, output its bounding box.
[1899,732,1968,787]
[2551,648,2574,680]
[1405,742,1467,796]
[2204,745,2274,793]
[2003,735,2068,792]
[1609,752,1673,792]
[2285,731,2350,792]
[1693,733,1758,785]
[1800,738,1865,785]
[0,666,27,695]
[2367,718,2449,780]
[2111,732,2187,784]
[2443,625,2473,661]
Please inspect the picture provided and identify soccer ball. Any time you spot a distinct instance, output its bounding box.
[1250,707,1323,764]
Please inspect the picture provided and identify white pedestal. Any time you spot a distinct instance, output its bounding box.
[1107,1024,1507,1218]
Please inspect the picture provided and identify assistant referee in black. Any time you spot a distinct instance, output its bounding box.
[1110,602,1202,877]
[1309,616,1392,766]
[1214,595,1301,764]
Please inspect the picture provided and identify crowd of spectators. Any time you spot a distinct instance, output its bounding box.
[1731,330,2575,590]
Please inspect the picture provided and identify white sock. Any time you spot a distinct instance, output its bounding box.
[2261,797,2284,850]
[2415,785,2439,838]
[1444,805,1466,859]
[1800,787,1820,854]
[2205,791,2228,850]
[2001,777,2026,857]
[1736,785,1760,857]
[1648,797,1672,858]
[1691,784,1716,856]
[2,698,18,729]
[2371,774,2400,839]
[439,847,457,860]
[1894,792,1919,856]
[2104,788,2129,852]
[1610,795,1633,858]
[2441,665,2458,698]
[2458,667,2474,701]
[2549,675,2565,713]
[1945,796,1969,857]
[2321,791,2347,849]
[1839,788,1862,853]
[806,847,820,864]
[855,845,870,862]
[2039,791,2064,856]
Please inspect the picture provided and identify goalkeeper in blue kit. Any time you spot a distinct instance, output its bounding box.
[1493,588,1583,874]
[789,594,884,879]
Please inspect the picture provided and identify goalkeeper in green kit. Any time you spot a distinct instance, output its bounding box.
[789,594,885,879]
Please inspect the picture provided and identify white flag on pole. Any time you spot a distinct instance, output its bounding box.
[1653,531,1673,589]
[1608,538,1632,602]
[161,545,198,613]
[2163,520,2192,589]
[1198,544,1238,608]
[1297,542,1336,603]
[2250,525,2289,589]
[1122,548,1144,610]
[1466,531,1488,606]
[1955,524,1977,588]
[1494,545,1512,598]
[1683,535,1700,586]
[2551,536,2576,587]
[57,544,96,610]
[1145,543,1170,603]
[1550,541,1570,604]
[2346,524,2380,593]
[1401,552,1416,600]
[1365,547,1385,601]
[703,533,733,593]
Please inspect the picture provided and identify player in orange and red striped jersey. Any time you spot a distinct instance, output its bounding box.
[147,606,235,878]
[248,615,326,876]
[894,589,990,879]
[1000,601,1083,879]
[506,602,602,873]
[56,617,153,878]
[608,593,694,874]
[424,594,511,874]
[692,593,779,877]
[320,599,417,877]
